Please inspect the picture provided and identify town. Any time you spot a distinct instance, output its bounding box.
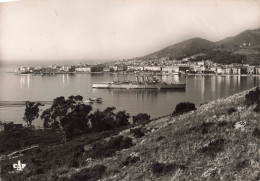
[15,57,260,76]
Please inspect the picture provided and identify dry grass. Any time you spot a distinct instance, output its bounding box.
[2,87,260,180]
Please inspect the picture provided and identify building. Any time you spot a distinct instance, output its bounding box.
[162,66,179,73]
[232,67,241,74]
[255,67,260,75]
[127,66,144,71]
[60,65,71,72]
[179,66,189,73]
[247,66,255,74]
[143,66,162,72]
[75,67,91,72]
[216,67,224,74]
[209,67,217,73]
[103,67,110,72]
[223,67,232,74]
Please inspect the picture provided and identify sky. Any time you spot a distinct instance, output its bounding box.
[0,0,260,65]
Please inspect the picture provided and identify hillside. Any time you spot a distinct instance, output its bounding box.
[142,38,215,60]
[217,29,260,47]
[1,87,260,180]
[139,28,260,64]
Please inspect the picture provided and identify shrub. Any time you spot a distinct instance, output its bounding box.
[227,107,237,115]
[121,156,140,166]
[130,128,145,138]
[245,87,260,106]
[151,162,186,176]
[200,138,225,157]
[253,128,260,137]
[173,102,196,115]
[156,136,166,142]
[70,164,106,181]
[90,136,134,158]
[253,104,260,112]
[132,113,151,125]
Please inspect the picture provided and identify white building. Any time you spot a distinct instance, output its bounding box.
[143,66,161,71]
[75,67,91,72]
[162,66,179,73]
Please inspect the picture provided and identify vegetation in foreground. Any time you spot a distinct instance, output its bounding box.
[1,87,260,180]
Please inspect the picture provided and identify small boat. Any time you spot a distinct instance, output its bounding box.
[89,98,103,102]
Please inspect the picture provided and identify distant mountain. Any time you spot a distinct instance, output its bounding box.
[138,28,260,61]
[141,38,215,60]
[217,29,260,47]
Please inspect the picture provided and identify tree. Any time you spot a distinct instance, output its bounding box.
[23,102,43,127]
[173,102,196,115]
[115,111,130,127]
[132,113,151,125]
[90,108,116,132]
[41,96,92,139]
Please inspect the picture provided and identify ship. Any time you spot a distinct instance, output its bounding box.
[92,76,186,89]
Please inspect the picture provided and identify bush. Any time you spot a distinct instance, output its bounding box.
[151,162,186,176]
[121,156,140,166]
[70,164,106,181]
[227,107,237,115]
[130,128,145,138]
[90,136,134,158]
[245,87,260,106]
[253,128,260,137]
[173,102,196,115]
[132,113,151,125]
[200,138,225,157]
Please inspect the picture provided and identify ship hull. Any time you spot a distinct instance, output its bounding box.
[93,82,185,89]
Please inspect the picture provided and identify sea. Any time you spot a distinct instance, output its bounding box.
[0,66,259,127]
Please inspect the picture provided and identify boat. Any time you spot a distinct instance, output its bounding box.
[93,76,186,89]
[89,98,103,102]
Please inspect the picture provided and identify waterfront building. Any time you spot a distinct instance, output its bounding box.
[216,67,224,74]
[179,66,189,73]
[162,66,179,73]
[255,67,260,75]
[103,67,110,72]
[60,65,71,72]
[224,67,232,74]
[232,67,241,74]
[143,66,162,72]
[246,66,255,74]
[75,67,91,72]
[210,66,217,73]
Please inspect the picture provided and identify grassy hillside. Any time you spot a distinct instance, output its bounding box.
[142,38,215,60]
[1,88,260,180]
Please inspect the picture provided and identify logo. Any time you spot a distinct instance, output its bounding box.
[13,160,26,171]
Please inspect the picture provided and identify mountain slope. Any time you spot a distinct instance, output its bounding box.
[142,38,215,59]
[139,28,260,61]
[217,29,260,47]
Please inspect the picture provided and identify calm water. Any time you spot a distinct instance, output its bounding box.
[0,67,259,126]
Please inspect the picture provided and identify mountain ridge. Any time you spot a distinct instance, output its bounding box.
[138,28,260,62]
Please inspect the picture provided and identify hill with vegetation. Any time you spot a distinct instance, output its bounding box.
[1,87,260,180]
[139,28,260,65]
[142,37,215,60]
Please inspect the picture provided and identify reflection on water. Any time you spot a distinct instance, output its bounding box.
[20,75,31,89]
[0,72,260,126]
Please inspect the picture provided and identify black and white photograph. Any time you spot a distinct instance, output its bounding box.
[0,0,260,180]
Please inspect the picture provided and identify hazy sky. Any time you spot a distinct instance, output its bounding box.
[0,0,260,64]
